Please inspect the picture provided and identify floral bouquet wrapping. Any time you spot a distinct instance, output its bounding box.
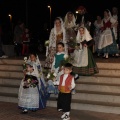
[46,72,57,82]
[23,75,39,89]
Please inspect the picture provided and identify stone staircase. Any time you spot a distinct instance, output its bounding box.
[0,59,120,114]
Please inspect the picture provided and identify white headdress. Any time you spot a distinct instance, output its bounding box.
[53,17,66,43]
[54,17,65,35]
[107,9,112,18]
[64,12,76,28]
[76,27,92,42]
[103,9,112,22]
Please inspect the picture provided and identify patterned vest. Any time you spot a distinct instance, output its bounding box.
[58,74,73,93]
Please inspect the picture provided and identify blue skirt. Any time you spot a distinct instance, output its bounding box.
[98,30,119,54]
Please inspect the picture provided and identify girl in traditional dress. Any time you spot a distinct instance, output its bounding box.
[18,62,46,114]
[27,53,46,87]
[47,42,67,95]
[44,17,67,69]
[72,27,99,76]
[64,12,77,54]
[93,16,103,54]
[98,9,119,58]
[18,53,47,113]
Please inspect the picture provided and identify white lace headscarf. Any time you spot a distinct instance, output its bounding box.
[76,26,92,43]
[54,17,65,35]
[64,12,76,28]
[53,17,66,43]
[103,9,112,23]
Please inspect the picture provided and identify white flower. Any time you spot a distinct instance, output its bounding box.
[47,73,50,78]
[53,72,57,77]
[64,54,69,60]
[45,40,50,46]
[24,57,27,62]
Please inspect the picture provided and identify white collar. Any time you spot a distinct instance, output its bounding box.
[56,52,65,55]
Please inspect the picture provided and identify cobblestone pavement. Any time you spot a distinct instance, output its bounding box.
[0,102,120,120]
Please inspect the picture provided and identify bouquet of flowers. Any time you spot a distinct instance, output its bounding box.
[45,40,50,46]
[67,37,77,53]
[46,71,57,82]
[23,75,39,89]
[23,57,27,70]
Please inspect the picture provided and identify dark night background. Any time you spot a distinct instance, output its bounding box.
[0,0,119,44]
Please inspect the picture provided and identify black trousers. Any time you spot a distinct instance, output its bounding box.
[57,92,71,112]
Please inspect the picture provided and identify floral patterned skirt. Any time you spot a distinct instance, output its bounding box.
[44,47,56,69]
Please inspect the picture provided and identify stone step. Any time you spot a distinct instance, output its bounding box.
[77,76,120,85]
[76,84,120,93]
[0,77,21,86]
[0,70,23,78]
[0,94,18,103]
[51,92,120,104]
[0,64,23,71]
[95,69,120,77]
[97,62,120,69]
[47,100,120,114]
[0,59,23,65]
[0,85,19,94]
[0,92,120,114]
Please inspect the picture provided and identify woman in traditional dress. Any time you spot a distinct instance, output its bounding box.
[64,12,77,54]
[44,17,67,69]
[112,7,119,49]
[98,9,119,58]
[72,27,99,76]
[93,15,103,54]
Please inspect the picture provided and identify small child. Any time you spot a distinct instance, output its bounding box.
[18,62,40,113]
[55,63,75,120]
[51,42,67,73]
[47,42,67,94]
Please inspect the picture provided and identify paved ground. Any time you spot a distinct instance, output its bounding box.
[0,102,120,120]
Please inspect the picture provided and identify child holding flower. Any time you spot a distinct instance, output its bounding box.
[18,62,43,113]
[18,53,47,113]
[47,42,68,94]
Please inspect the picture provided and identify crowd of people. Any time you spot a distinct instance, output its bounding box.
[18,6,119,120]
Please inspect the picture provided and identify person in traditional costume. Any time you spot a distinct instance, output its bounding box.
[18,61,46,113]
[93,15,103,55]
[44,17,67,69]
[98,9,119,58]
[72,26,99,76]
[76,6,91,32]
[112,7,119,49]
[47,42,67,95]
[64,12,77,54]
[54,63,75,120]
